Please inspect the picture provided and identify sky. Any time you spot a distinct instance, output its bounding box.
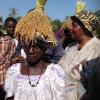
[0,0,100,22]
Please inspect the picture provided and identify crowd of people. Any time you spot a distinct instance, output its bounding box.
[0,0,100,100]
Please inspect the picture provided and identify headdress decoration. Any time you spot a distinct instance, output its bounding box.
[71,10,100,34]
[15,0,57,47]
[75,0,86,14]
[61,0,86,30]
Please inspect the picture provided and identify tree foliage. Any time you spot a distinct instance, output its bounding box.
[8,8,22,22]
[15,16,22,22]
[8,8,19,18]
[94,10,100,37]
[95,10,100,19]
[52,19,63,31]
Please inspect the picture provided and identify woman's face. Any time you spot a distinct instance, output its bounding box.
[24,43,45,63]
[69,21,84,40]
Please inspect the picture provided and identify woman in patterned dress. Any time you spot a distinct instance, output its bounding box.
[58,10,100,100]
[4,0,67,100]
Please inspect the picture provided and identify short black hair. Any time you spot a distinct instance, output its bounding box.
[4,17,17,26]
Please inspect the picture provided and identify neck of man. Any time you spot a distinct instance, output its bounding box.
[7,33,15,39]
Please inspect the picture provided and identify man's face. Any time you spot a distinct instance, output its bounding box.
[5,21,16,38]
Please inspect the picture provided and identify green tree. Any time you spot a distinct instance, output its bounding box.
[52,19,63,31]
[65,16,70,21]
[8,8,19,18]
[94,10,100,37]
[95,10,100,19]
[15,16,22,22]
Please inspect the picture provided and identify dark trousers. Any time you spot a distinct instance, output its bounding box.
[90,88,100,100]
[0,85,6,100]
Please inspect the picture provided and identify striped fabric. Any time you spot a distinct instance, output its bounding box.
[0,35,16,85]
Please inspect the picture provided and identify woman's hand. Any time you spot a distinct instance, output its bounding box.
[70,59,86,81]
[11,55,26,64]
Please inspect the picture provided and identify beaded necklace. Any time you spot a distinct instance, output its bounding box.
[27,63,44,87]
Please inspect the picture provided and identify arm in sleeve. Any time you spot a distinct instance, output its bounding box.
[50,35,64,64]
[0,37,16,65]
[0,42,8,63]
[10,39,16,59]
[4,65,17,98]
[15,41,24,55]
[49,64,67,99]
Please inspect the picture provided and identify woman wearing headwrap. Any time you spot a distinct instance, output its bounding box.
[13,4,64,65]
[58,1,100,100]
[4,0,67,100]
[60,1,86,50]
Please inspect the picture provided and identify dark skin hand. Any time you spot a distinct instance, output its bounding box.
[71,59,86,74]
[11,55,26,65]
[70,59,86,84]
